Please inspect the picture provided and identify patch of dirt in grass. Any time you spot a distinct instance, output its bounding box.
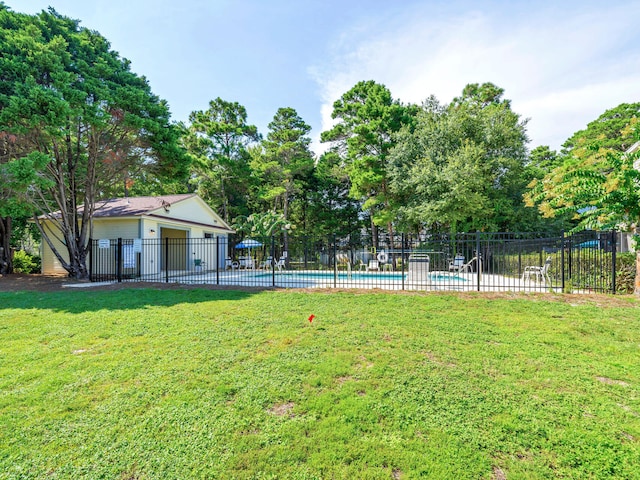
[119,464,143,480]
[621,432,636,442]
[492,466,507,480]
[356,355,374,369]
[0,273,271,293]
[0,274,68,292]
[424,351,456,367]
[617,403,639,416]
[454,291,639,308]
[392,468,402,479]
[268,402,295,417]
[336,375,352,385]
[596,376,629,387]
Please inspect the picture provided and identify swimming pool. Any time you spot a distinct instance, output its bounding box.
[255,271,404,280]
[430,273,469,282]
[254,271,468,282]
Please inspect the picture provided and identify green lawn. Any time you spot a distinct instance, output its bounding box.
[1,288,639,479]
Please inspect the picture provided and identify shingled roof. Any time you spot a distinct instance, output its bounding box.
[93,194,197,217]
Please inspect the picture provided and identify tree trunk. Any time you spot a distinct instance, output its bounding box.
[633,227,640,296]
[371,217,378,250]
[0,216,13,275]
[283,193,290,261]
[220,176,229,224]
[636,240,640,297]
[65,235,91,281]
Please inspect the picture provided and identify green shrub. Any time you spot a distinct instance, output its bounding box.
[491,250,636,294]
[12,250,40,274]
[615,252,637,294]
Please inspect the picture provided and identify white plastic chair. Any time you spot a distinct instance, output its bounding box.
[242,257,256,270]
[450,255,477,273]
[449,255,466,272]
[367,259,379,271]
[522,256,552,285]
[260,256,273,269]
[275,255,286,271]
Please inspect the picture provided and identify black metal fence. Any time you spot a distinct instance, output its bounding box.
[89,230,623,294]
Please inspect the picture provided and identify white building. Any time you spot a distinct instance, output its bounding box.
[41,194,233,275]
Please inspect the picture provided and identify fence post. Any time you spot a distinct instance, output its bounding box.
[304,237,308,269]
[116,238,122,283]
[88,238,93,282]
[561,231,565,293]
[476,231,481,292]
[567,233,572,282]
[165,237,169,283]
[333,235,337,289]
[216,236,220,285]
[401,233,405,291]
[611,229,617,294]
[271,236,276,287]
[518,249,521,279]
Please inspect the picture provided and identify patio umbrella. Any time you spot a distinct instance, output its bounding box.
[235,239,263,249]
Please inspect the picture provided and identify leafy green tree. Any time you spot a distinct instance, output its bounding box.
[0,6,188,279]
[232,211,293,239]
[184,98,259,223]
[251,107,314,252]
[320,80,416,241]
[525,120,640,294]
[562,103,640,154]
[452,82,510,108]
[511,146,568,233]
[527,146,560,177]
[389,84,529,233]
[0,131,32,273]
[298,151,363,238]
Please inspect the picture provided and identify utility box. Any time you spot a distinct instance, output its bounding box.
[407,253,430,283]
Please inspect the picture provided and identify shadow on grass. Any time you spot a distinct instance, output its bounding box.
[0,287,261,314]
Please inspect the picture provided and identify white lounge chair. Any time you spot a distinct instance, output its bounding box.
[240,257,255,270]
[367,259,379,271]
[522,256,552,285]
[449,255,465,272]
[259,256,273,269]
[225,257,239,271]
[274,255,286,271]
[450,255,477,273]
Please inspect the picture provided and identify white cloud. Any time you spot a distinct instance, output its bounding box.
[310,2,640,153]
[517,75,640,149]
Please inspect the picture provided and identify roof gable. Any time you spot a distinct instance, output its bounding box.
[93,194,196,217]
[625,141,640,171]
[93,194,232,231]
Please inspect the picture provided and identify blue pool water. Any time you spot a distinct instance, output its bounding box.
[430,274,468,282]
[256,272,404,280]
[255,272,468,282]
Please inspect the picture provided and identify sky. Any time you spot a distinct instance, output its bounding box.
[9,0,640,155]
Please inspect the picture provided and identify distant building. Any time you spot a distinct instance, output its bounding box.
[40,194,233,275]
